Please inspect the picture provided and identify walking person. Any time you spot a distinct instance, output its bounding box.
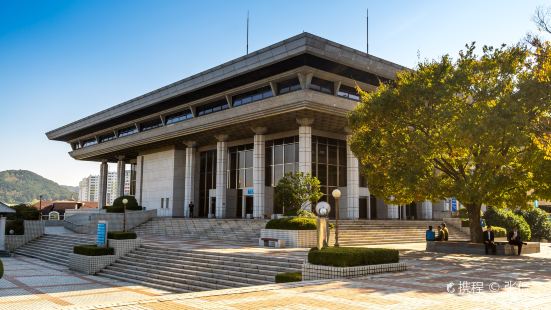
[188,201,194,218]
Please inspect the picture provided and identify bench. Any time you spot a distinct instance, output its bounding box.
[259,237,285,248]
[426,241,540,255]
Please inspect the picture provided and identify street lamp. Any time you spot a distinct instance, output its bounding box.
[122,198,128,232]
[332,189,341,247]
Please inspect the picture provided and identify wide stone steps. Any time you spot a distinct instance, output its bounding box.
[98,245,302,293]
[14,234,96,266]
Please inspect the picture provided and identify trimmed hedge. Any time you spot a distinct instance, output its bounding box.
[113,196,141,210]
[107,231,137,240]
[5,220,24,235]
[484,207,531,241]
[73,245,114,256]
[518,208,551,241]
[275,272,302,283]
[266,217,317,230]
[491,226,507,238]
[308,247,399,267]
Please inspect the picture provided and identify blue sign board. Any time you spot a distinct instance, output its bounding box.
[96,221,108,247]
[451,198,458,212]
[247,188,254,195]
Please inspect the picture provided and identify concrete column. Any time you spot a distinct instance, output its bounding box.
[98,160,108,209]
[252,127,267,219]
[297,118,314,174]
[116,156,125,198]
[184,141,196,218]
[401,205,407,220]
[215,134,229,218]
[346,135,360,220]
[420,200,433,219]
[387,204,399,219]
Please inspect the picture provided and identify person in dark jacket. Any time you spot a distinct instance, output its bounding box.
[507,226,527,255]
[435,225,443,241]
[484,225,496,255]
[188,202,194,218]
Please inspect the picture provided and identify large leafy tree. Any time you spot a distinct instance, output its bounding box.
[349,42,551,242]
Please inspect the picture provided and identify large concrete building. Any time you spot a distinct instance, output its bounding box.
[47,33,450,220]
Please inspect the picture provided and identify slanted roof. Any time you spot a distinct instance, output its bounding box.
[0,201,16,214]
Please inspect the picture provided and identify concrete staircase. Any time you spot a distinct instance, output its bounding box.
[98,245,303,293]
[14,234,96,266]
[133,218,268,243]
[336,220,470,246]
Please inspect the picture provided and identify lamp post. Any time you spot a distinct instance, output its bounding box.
[332,189,341,247]
[39,195,43,221]
[122,198,128,232]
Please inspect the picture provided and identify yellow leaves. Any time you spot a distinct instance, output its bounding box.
[532,133,551,159]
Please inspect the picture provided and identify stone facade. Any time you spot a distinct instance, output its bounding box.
[5,221,45,252]
[63,209,156,234]
[302,262,407,281]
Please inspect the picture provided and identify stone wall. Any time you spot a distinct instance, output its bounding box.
[64,210,156,234]
[302,262,407,281]
[260,229,335,248]
[5,221,45,252]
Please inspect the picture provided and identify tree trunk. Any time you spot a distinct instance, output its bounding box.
[466,203,483,243]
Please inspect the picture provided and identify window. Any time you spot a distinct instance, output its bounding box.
[277,78,301,95]
[309,77,334,94]
[337,84,360,101]
[72,142,81,150]
[196,99,229,116]
[99,133,116,143]
[82,138,97,147]
[233,86,273,107]
[165,109,193,125]
[265,136,299,187]
[228,144,254,188]
[311,136,347,211]
[140,118,163,132]
[118,125,138,137]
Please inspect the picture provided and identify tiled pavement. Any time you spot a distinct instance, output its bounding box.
[1,244,551,309]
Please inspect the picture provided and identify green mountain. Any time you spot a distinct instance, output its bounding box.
[0,170,77,204]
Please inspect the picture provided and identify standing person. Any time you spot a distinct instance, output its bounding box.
[484,225,496,255]
[507,226,526,255]
[426,225,435,241]
[188,201,194,218]
[441,223,449,241]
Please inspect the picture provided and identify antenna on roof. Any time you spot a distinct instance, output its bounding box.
[246,10,250,55]
[366,8,369,54]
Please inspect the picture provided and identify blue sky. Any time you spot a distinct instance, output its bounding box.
[0,0,549,186]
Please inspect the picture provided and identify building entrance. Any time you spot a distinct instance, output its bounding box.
[370,195,378,219]
[359,197,368,219]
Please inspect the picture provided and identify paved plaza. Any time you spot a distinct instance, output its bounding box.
[0,244,550,309]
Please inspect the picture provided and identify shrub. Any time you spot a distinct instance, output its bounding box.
[73,244,114,256]
[461,219,470,227]
[519,208,551,241]
[308,247,399,267]
[266,217,317,230]
[112,196,141,211]
[107,231,137,240]
[5,220,24,235]
[105,205,123,213]
[490,226,507,238]
[6,204,40,220]
[484,207,531,241]
[297,210,316,218]
[275,272,302,283]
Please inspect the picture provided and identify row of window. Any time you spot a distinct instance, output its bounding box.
[73,77,361,150]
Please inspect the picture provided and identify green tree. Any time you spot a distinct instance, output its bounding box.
[274,172,323,215]
[349,42,551,242]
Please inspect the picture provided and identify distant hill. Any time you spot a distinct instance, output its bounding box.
[0,170,78,204]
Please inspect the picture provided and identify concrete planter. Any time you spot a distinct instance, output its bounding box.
[5,221,45,252]
[109,238,142,257]
[260,229,334,248]
[302,262,407,281]
[69,253,117,275]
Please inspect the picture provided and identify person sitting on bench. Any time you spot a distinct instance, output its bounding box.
[426,225,435,241]
[435,225,443,241]
[441,223,449,241]
[507,226,527,255]
[484,225,496,255]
